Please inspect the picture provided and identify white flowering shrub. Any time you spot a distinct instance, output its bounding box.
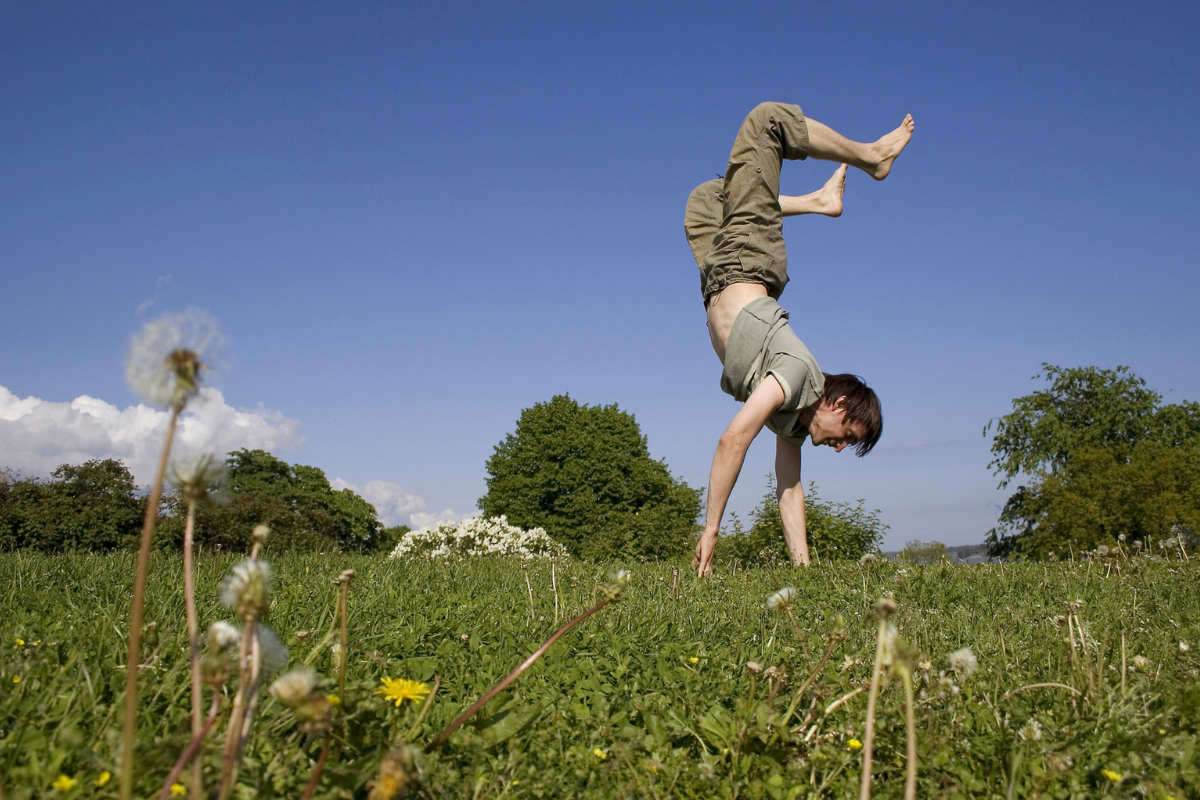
[388,515,568,560]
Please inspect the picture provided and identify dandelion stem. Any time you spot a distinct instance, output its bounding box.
[900,668,917,800]
[524,568,536,620]
[552,562,560,624]
[1121,630,1127,696]
[120,402,181,800]
[778,631,839,735]
[405,674,442,741]
[298,731,331,800]
[824,685,866,716]
[1001,683,1082,700]
[157,690,221,800]
[425,599,612,753]
[183,498,204,800]
[338,579,350,700]
[859,617,888,800]
[217,616,258,800]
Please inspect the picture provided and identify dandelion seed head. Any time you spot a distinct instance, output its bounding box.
[206,621,240,652]
[1180,641,1191,653]
[270,667,318,708]
[168,452,227,502]
[948,647,978,676]
[125,309,224,407]
[1096,545,1110,557]
[745,661,763,675]
[220,560,272,620]
[767,587,797,611]
[258,626,288,676]
[763,666,787,688]
[1019,719,1043,741]
[1118,534,1127,542]
[1132,655,1150,670]
[876,597,898,619]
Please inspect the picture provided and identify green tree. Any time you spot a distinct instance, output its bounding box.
[986,365,1200,559]
[0,460,143,552]
[479,395,701,560]
[718,475,886,564]
[898,540,952,564]
[160,449,384,552]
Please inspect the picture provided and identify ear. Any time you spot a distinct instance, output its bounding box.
[832,395,848,410]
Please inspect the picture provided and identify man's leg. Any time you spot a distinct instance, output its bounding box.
[805,115,915,180]
[780,164,846,217]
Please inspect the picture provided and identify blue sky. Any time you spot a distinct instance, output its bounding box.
[3,0,1198,547]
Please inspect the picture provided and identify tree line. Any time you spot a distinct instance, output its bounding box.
[12,367,1186,562]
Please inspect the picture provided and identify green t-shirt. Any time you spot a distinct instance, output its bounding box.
[720,296,824,447]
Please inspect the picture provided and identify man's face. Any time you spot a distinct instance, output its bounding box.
[808,397,867,453]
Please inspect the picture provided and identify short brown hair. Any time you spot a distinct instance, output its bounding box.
[821,373,882,456]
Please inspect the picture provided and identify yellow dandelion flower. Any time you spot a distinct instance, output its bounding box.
[689,656,699,664]
[376,677,430,707]
[12,675,20,684]
[326,694,342,705]
[848,739,863,750]
[170,782,187,796]
[14,638,24,646]
[1101,769,1122,782]
[593,747,607,760]
[32,640,40,646]
[95,771,112,787]
[52,774,77,791]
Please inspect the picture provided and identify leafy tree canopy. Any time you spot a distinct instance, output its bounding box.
[898,539,952,564]
[161,449,383,553]
[1,460,143,552]
[478,395,701,560]
[986,365,1200,559]
[718,475,886,564]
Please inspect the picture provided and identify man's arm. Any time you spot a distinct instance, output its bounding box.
[693,375,786,576]
[775,436,810,565]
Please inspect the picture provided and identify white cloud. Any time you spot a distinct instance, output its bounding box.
[330,477,475,529]
[0,384,304,485]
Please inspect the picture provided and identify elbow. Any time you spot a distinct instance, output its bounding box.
[718,430,746,452]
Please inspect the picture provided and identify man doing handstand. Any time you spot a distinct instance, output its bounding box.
[686,102,913,575]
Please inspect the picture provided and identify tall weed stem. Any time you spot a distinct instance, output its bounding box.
[425,598,614,753]
[157,690,221,800]
[119,402,181,800]
[183,498,203,800]
[859,616,889,800]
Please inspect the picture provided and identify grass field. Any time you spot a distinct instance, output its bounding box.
[1,551,1197,799]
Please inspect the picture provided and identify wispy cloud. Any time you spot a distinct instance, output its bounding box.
[0,384,304,485]
[134,274,174,315]
[329,476,475,529]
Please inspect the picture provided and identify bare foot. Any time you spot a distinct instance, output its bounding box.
[868,114,914,180]
[813,164,846,217]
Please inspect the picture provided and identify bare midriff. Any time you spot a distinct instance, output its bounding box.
[705,281,770,364]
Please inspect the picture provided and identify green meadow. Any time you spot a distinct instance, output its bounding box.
[1,551,1197,799]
